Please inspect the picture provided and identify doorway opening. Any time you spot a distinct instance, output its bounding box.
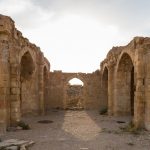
[116,53,134,116]
[20,51,35,115]
[66,78,84,110]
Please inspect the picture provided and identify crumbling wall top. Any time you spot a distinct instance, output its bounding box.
[0,14,50,69]
[100,36,150,70]
[0,14,14,35]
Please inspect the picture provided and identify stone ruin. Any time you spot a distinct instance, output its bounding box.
[0,14,150,134]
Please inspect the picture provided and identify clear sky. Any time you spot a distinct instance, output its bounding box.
[0,0,150,73]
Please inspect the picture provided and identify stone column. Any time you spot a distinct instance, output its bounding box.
[0,40,10,132]
[108,66,115,115]
[134,48,145,128]
[10,63,21,126]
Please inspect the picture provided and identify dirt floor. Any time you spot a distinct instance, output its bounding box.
[1,110,150,150]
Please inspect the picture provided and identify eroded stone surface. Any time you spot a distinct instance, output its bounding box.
[0,14,50,132]
[100,37,150,130]
[0,139,34,150]
[48,71,102,110]
[0,14,150,135]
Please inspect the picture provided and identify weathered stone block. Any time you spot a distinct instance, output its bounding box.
[11,80,19,87]
[10,95,20,101]
[10,66,19,75]
[0,100,5,108]
[0,88,10,95]
[11,88,20,95]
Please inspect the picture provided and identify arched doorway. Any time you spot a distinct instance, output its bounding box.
[65,78,84,110]
[20,51,35,115]
[101,67,108,111]
[115,53,134,116]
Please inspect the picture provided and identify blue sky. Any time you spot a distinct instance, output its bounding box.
[0,0,150,72]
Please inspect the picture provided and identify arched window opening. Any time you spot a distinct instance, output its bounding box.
[20,52,35,81]
[20,51,35,115]
[68,78,84,86]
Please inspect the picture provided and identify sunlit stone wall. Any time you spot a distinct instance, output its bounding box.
[0,14,50,134]
[100,37,150,130]
[48,70,102,110]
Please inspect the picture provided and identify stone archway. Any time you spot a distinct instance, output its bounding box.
[115,53,134,116]
[65,78,84,110]
[101,67,108,111]
[63,74,87,109]
[20,51,35,115]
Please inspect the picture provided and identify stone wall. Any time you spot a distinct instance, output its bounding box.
[47,70,102,110]
[0,14,50,133]
[100,37,150,130]
[1,14,150,134]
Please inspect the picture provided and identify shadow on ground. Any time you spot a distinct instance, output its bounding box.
[1,110,150,150]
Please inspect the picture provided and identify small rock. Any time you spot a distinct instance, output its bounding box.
[20,145,26,150]
[0,139,34,150]
[17,121,30,130]
[16,126,23,130]
[5,146,18,150]
[7,127,17,132]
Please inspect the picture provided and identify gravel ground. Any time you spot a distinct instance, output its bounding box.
[1,110,150,150]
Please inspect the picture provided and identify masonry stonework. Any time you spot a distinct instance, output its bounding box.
[0,14,150,134]
[47,71,102,110]
[100,37,150,130]
[0,15,50,133]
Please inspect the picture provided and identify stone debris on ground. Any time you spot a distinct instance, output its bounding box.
[0,139,34,150]
[7,127,22,132]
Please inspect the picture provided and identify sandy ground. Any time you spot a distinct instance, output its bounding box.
[1,110,150,150]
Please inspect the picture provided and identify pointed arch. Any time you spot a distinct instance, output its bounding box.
[20,51,35,115]
[68,78,84,86]
[115,53,135,116]
[20,51,35,80]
